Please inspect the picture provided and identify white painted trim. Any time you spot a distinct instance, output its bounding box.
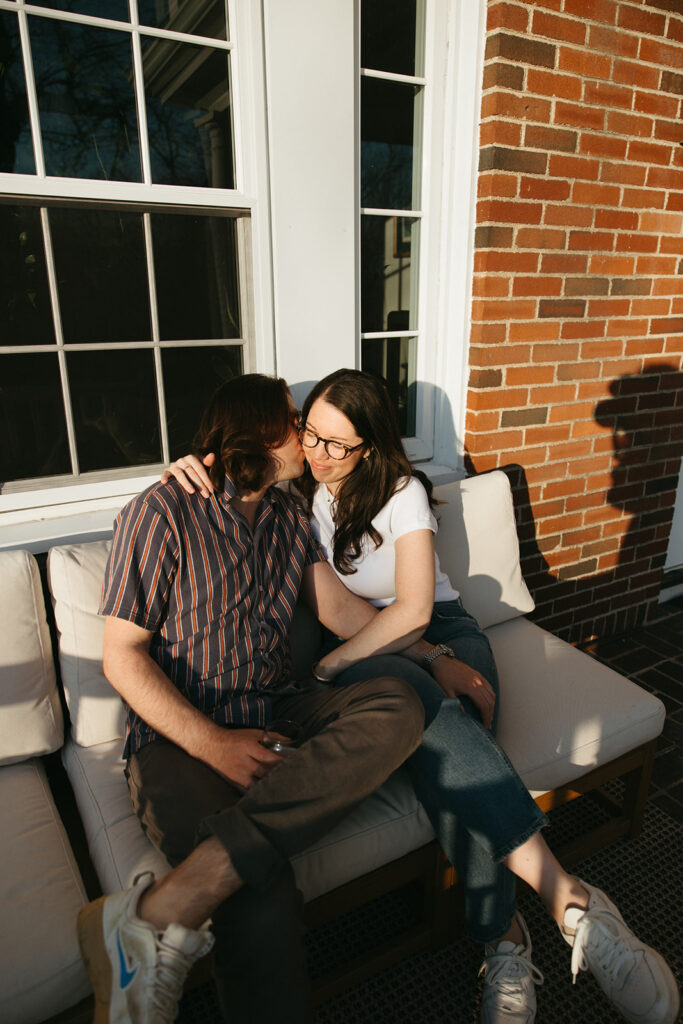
[0,474,161,514]
[262,0,357,390]
[3,1,234,50]
[0,173,255,207]
[659,582,683,604]
[429,0,487,469]
[361,68,427,86]
[0,463,464,554]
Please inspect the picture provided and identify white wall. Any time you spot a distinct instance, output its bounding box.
[263,0,357,406]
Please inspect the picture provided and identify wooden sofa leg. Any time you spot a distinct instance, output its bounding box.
[623,738,658,838]
[429,843,461,949]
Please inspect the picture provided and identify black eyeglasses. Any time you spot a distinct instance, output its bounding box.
[299,426,365,461]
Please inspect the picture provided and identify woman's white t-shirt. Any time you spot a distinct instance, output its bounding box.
[309,476,459,609]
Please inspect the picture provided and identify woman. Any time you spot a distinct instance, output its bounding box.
[165,369,677,1024]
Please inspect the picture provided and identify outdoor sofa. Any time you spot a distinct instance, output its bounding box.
[0,470,667,1022]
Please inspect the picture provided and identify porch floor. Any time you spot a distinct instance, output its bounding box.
[578,593,683,826]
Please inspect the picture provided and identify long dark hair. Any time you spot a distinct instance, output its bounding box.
[194,374,292,492]
[297,369,435,574]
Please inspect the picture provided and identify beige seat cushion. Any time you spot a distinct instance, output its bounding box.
[490,617,666,796]
[0,760,90,1024]
[64,737,434,903]
[62,739,169,893]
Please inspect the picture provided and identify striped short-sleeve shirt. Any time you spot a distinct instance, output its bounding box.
[100,475,324,759]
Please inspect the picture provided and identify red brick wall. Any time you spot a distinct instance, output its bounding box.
[468,0,683,643]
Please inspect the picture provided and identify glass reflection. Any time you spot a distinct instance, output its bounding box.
[361,0,419,77]
[361,215,417,333]
[0,354,70,480]
[151,213,240,340]
[67,349,161,471]
[143,39,233,188]
[29,2,128,19]
[361,77,418,210]
[0,205,55,346]
[49,207,151,344]
[162,345,242,458]
[0,13,36,173]
[138,0,227,40]
[362,339,416,437]
[29,16,141,181]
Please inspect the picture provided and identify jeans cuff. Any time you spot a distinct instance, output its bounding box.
[492,811,549,863]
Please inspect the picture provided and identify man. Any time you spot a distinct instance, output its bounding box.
[77,374,424,1024]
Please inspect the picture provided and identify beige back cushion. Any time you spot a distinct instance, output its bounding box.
[0,549,64,765]
[433,471,534,629]
[48,540,125,747]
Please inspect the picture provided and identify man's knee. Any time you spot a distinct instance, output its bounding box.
[365,675,425,751]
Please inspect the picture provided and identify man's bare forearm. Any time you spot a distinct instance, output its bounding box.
[103,621,225,766]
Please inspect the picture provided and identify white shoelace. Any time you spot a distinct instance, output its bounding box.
[480,951,545,1008]
[151,939,194,1021]
[570,909,636,988]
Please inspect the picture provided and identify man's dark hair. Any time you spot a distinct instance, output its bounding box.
[194,374,292,492]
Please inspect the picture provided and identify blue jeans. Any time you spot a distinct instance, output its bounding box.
[325,599,547,943]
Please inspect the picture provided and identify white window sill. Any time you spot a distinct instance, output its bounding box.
[0,463,463,553]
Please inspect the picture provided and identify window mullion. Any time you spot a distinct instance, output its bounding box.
[40,207,80,475]
[17,6,45,178]
[129,1,153,187]
[143,212,170,464]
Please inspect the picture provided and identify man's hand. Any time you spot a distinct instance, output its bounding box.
[206,728,284,790]
[430,656,496,730]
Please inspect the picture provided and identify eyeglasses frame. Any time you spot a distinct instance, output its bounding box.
[298,425,366,461]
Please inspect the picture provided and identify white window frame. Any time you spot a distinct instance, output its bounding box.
[0,0,276,547]
[0,0,487,551]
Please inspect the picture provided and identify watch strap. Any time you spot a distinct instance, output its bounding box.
[422,643,455,668]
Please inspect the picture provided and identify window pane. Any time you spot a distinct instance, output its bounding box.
[67,349,161,471]
[49,207,151,344]
[29,1,129,19]
[143,40,234,188]
[138,0,227,40]
[151,213,240,340]
[362,338,416,437]
[0,354,70,480]
[361,78,420,211]
[0,205,55,346]
[0,12,36,173]
[29,16,142,181]
[361,216,418,333]
[162,345,242,458]
[361,0,418,77]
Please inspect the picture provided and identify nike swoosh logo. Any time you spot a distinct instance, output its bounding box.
[117,932,138,989]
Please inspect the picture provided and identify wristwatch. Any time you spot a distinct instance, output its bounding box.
[422,643,456,668]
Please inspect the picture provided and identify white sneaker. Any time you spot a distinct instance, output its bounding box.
[560,878,680,1024]
[479,912,544,1023]
[77,872,214,1024]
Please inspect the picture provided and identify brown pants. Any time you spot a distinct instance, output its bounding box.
[126,677,423,1024]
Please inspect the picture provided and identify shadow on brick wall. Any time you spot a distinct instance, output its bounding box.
[468,364,683,644]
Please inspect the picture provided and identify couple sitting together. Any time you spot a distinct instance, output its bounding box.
[78,369,678,1024]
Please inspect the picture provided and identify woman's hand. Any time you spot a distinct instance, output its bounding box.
[161,453,216,498]
[430,655,496,730]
